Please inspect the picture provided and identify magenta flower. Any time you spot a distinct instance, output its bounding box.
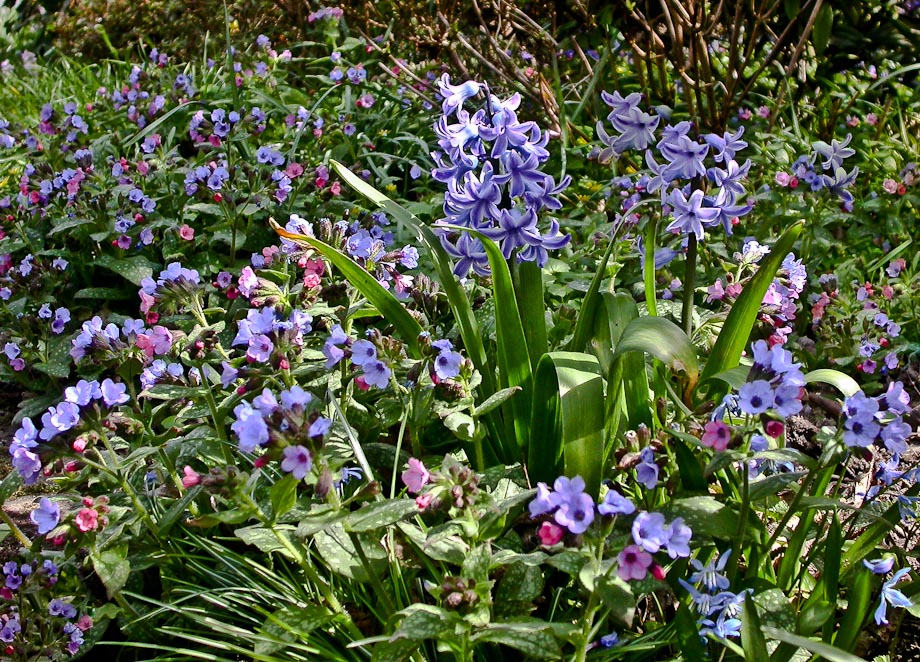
[701,421,731,451]
[618,544,653,581]
[537,521,564,546]
[401,458,430,494]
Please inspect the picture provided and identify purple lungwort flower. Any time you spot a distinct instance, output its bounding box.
[617,544,653,581]
[551,475,595,534]
[100,378,130,406]
[665,518,692,558]
[280,445,313,480]
[738,380,775,415]
[529,482,555,517]
[361,360,391,389]
[434,348,463,380]
[598,488,636,516]
[231,403,270,452]
[636,447,659,489]
[402,458,430,493]
[30,497,60,534]
[631,511,670,553]
[350,339,378,367]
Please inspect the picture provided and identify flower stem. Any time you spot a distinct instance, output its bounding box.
[644,218,658,316]
[682,233,697,336]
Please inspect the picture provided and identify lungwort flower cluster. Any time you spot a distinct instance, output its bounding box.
[841,381,913,453]
[431,75,571,277]
[597,91,754,241]
[528,476,691,581]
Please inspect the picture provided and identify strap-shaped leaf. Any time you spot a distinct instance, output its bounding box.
[699,220,804,390]
[461,227,533,456]
[567,235,618,353]
[613,315,700,390]
[804,369,860,398]
[595,293,653,430]
[270,220,423,357]
[512,259,548,370]
[529,352,605,496]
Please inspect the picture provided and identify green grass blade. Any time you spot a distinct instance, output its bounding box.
[699,220,804,391]
[762,627,867,662]
[529,352,605,496]
[270,220,422,357]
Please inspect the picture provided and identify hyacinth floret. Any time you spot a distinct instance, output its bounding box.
[433,75,571,277]
[598,93,755,240]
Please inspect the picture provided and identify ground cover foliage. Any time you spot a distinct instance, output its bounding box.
[0,1,920,660]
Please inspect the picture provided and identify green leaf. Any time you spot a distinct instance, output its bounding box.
[34,335,72,379]
[675,602,708,659]
[74,287,133,300]
[674,438,708,493]
[343,499,419,533]
[443,411,476,441]
[234,524,298,560]
[762,626,866,662]
[256,605,332,655]
[314,523,386,581]
[512,259,548,369]
[90,545,131,598]
[496,562,544,603]
[742,595,770,662]
[594,292,652,432]
[568,235,618,353]
[270,475,299,520]
[749,472,808,501]
[462,227,533,456]
[833,569,872,652]
[390,604,455,641]
[270,220,422,357]
[472,386,521,417]
[155,486,202,537]
[812,4,833,56]
[596,573,636,627]
[140,384,206,400]
[662,497,739,540]
[0,471,23,504]
[613,315,699,390]
[397,522,469,565]
[95,254,158,287]
[805,369,861,398]
[699,221,804,392]
[472,621,562,659]
[529,352,605,496]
